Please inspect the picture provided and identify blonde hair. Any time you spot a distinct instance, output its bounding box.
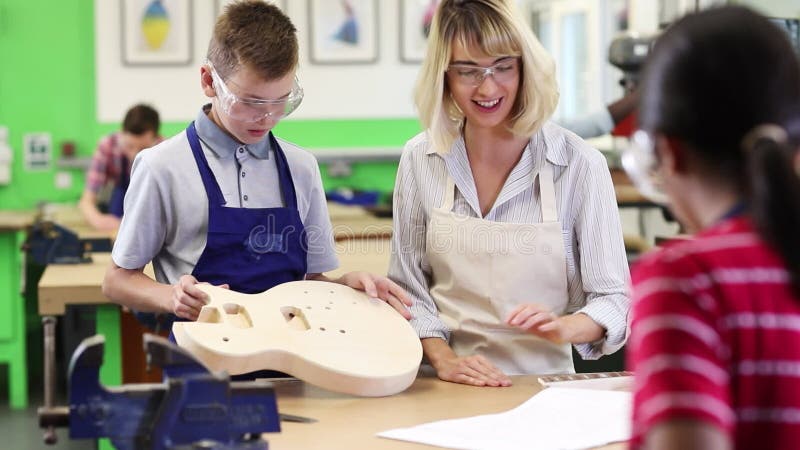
[414,0,558,153]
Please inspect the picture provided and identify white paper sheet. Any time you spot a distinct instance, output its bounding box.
[377,387,631,450]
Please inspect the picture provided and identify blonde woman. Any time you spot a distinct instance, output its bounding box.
[389,0,630,386]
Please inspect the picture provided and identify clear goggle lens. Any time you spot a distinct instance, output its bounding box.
[211,66,303,123]
[446,58,520,86]
[621,130,670,205]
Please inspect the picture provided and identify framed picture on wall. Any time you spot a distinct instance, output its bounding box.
[121,0,193,66]
[216,0,287,17]
[309,0,379,65]
[400,0,439,63]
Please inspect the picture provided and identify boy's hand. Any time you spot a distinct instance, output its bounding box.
[336,271,413,319]
[171,274,229,321]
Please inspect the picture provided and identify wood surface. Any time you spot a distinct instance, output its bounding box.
[0,209,35,232]
[267,374,627,449]
[173,281,423,397]
[38,253,154,315]
[328,203,393,241]
[0,204,115,238]
[327,237,392,278]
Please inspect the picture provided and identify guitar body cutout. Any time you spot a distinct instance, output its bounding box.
[173,280,422,397]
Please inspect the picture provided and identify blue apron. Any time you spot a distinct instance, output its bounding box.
[108,155,130,218]
[165,122,308,379]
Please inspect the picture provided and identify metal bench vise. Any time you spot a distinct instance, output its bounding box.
[22,220,111,264]
[38,330,280,449]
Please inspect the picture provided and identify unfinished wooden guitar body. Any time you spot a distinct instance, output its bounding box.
[172,280,422,397]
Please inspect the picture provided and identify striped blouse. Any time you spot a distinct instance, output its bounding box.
[629,216,800,448]
[388,122,631,360]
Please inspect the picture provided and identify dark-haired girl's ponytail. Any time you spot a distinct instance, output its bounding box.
[745,124,800,296]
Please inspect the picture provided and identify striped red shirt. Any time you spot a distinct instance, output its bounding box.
[628,216,800,449]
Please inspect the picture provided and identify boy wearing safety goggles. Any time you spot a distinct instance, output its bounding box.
[103,1,411,365]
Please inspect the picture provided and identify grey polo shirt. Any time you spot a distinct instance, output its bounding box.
[112,105,339,285]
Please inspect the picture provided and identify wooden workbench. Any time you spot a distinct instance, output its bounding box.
[268,374,626,449]
[38,253,142,315]
[36,204,394,317]
[37,253,156,388]
[328,202,393,241]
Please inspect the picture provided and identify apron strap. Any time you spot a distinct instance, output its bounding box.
[120,154,130,189]
[268,132,299,210]
[186,122,226,207]
[538,164,557,222]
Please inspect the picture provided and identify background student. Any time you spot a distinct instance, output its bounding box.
[389,0,630,387]
[557,88,640,140]
[78,103,160,231]
[625,6,800,449]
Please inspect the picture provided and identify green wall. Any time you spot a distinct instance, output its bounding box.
[0,0,96,209]
[0,0,420,211]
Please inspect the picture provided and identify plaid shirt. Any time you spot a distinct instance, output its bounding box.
[85,132,161,193]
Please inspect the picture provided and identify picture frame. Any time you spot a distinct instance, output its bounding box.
[216,0,287,17]
[399,0,439,64]
[121,0,193,66]
[309,0,379,65]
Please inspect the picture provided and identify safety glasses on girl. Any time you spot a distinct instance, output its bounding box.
[209,63,304,123]
[621,130,670,205]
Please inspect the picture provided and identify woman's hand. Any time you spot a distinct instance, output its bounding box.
[433,354,513,387]
[336,271,413,319]
[422,338,511,387]
[505,304,568,343]
[505,305,606,344]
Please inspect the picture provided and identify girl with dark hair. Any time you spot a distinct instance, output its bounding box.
[625,5,800,450]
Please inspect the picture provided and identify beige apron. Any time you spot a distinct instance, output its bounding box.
[426,163,573,375]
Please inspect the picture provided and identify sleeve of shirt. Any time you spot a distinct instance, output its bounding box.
[85,134,115,194]
[111,154,168,270]
[388,146,450,341]
[629,254,733,442]
[304,160,339,274]
[554,109,615,140]
[571,150,632,359]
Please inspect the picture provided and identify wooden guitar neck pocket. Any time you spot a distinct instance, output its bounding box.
[221,302,253,329]
[280,306,310,331]
[196,303,254,330]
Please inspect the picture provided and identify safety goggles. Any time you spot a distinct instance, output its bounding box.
[621,130,670,205]
[446,57,520,87]
[209,64,303,123]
